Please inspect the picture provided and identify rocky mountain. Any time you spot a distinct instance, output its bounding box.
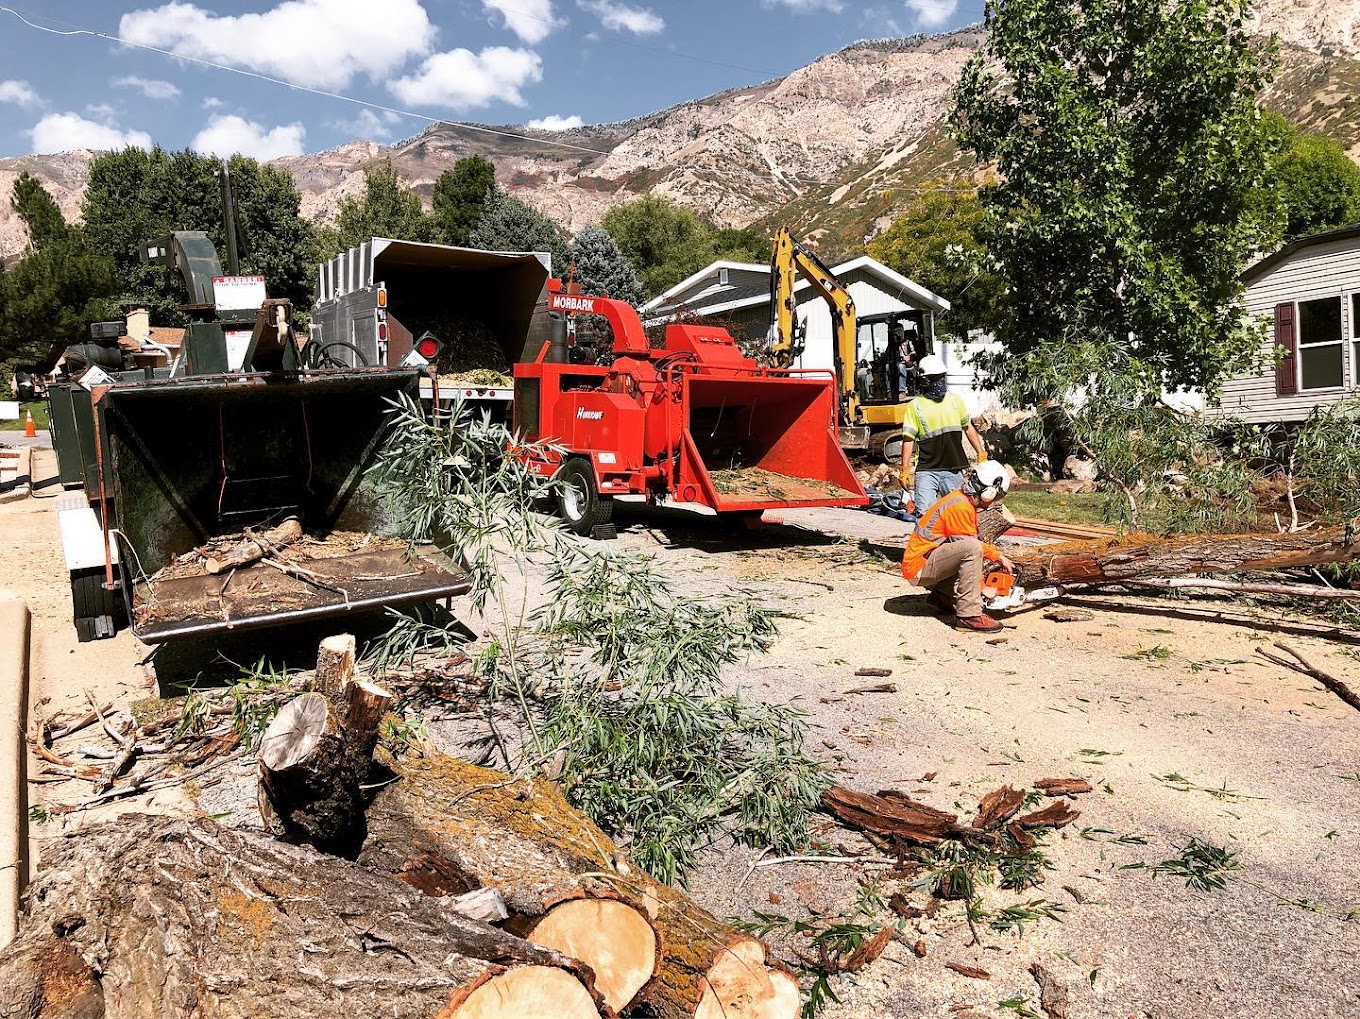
[2,0,1358,262]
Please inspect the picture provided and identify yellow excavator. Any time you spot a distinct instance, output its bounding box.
[769,226,931,463]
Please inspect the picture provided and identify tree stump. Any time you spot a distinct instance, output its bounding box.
[258,692,365,856]
[361,751,800,1019]
[0,816,604,1019]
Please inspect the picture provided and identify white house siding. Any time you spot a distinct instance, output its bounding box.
[1220,236,1360,423]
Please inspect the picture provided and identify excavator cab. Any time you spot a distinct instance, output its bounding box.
[855,311,933,405]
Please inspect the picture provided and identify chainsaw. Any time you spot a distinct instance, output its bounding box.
[981,567,1062,613]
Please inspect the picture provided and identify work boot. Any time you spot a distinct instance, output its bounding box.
[926,590,955,614]
[954,612,1004,634]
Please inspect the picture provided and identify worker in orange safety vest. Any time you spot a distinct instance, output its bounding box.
[900,461,1015,634]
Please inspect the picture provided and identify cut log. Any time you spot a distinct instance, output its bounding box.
[316,632,357,698]
[257,692,364,855]
[978,504,1017,545]
[1010,524,1359,587]
[820,785,958,843]
[343,677,395,761]
[204,516,303,574]
[361,751,799,1019]
[0,815,604,1019]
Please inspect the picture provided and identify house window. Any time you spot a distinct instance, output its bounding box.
[1352,294,1360,387]
[1297,296,1344,390]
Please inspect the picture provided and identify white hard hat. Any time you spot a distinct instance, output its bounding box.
[968,460,1011,505]
[918,353,947,376]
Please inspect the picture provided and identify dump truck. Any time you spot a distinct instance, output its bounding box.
[515,281,868,534]
[310,239,553,416]
[50,197,469,642]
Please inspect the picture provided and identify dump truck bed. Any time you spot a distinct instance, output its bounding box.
[98,367,469,642]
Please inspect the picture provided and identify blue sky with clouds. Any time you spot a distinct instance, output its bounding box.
[0,0,980,160]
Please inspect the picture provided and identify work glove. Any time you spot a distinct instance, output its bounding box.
[977,450,990,462]
[899,470,914,490]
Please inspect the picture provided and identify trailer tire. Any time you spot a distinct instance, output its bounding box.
[556,459,613,536]
[881,434,904,466]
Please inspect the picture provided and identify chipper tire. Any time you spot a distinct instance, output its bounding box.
[555,458,613,536]
[869,430,904,466]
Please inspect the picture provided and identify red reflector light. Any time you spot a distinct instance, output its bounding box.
[416,338,440,358]
[377,323,388,341]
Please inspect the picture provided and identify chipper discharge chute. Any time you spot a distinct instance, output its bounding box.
[514,282,866,533]
[100,370,468,643]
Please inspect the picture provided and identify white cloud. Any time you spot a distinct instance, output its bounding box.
[192,114,305,160]
[337,108,406,140]
[85,103,118,120]
[527,114,583,131]
[30,113,152,153]
[577,0,664,34]
[202,96,225,109]
[0,80,40,107]
[390,47,542,109]
[112,75,181,100]
[762,0,844,11]
[905,0,958,28]
[119,0,435,90]
[483,0,559,43]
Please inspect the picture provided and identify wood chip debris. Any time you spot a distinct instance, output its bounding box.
[946,962,992,980]
[1034,778,1093,798]
[1044,608,1095,623]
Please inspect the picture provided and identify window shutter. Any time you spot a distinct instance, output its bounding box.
[1274,302,1297,397]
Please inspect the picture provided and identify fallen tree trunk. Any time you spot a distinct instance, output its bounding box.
[1009,524,1359,587]
[0,815,604,1019]
[360,751,800,1019]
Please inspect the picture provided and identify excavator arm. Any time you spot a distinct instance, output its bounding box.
[769,227,858,425]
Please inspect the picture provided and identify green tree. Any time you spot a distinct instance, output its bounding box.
[568,225,643,305]
[868,178,1004,339]
[1270,115,1360,239]
[326,161,434,257]
[82,147,316,321]
[432,155,496,246]
[600,194,714,297]
[468,186,570,273]
[11,171,70,252]
[951,0,1283,403]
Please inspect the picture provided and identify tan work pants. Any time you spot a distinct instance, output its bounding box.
[915,537,984,617]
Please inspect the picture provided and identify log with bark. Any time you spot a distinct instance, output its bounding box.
[1009,523,1358,587]
[204,516,303,574]
[0,815,606,1019]
[977,504,1017,545]
[359,751,801,1019]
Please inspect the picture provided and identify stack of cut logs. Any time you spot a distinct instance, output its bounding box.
[0,635,800,1019]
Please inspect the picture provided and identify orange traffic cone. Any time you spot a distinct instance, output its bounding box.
[23,410,36,438]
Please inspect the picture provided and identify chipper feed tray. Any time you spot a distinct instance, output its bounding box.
[98,369,469,642]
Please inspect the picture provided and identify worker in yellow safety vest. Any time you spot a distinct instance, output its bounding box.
[901,462,1015,634]
[897,353,989,518]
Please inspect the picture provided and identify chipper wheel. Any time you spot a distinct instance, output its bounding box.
[555,458,614,536]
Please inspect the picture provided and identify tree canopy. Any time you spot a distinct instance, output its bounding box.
[1267,113,1360,239]
[951,0,1283,403]
[82,147,316,321]
[322,161,434,258]
[568,225,643,306]
[601,194,768,299]
[867,178,1003,339]
[1,174,116,369]
[432,155,496,247]
[469,186,571,273]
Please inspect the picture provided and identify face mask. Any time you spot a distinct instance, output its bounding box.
[925,377,948,401]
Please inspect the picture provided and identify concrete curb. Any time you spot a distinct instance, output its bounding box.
[0,446,32,504]
[0,597,30,949]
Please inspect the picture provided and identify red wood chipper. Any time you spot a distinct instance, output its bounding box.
[513,280,868,534]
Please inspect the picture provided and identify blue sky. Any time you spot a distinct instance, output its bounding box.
[0,0,980,160]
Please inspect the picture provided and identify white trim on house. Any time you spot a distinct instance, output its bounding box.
[642,260,768,312]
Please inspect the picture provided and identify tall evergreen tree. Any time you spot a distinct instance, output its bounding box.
[568,225,643,305]
[11,171,70,252]
[432,155,497,246]
[468,187,570,273]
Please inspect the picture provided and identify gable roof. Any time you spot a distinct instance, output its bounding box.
[1241,223,1360,286]
[641,254,950,321]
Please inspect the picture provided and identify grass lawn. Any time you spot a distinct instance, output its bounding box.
[19,400,51,430]
[1004,487,1113,527]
